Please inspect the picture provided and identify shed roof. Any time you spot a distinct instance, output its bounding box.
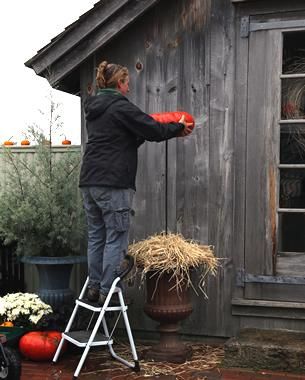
[25,0,160,94]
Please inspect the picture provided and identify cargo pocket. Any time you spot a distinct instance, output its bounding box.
[114,208,130,232]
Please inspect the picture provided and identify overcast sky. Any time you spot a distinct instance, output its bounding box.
[0,1,97,146]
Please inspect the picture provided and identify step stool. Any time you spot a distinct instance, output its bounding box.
[52,255,140,379]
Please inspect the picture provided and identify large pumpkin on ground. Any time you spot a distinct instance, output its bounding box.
[19,331,67,361]
[149,111,195,132]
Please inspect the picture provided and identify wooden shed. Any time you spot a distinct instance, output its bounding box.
[25,0,305,339]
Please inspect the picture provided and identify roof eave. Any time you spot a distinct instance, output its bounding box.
[24,0,160,94]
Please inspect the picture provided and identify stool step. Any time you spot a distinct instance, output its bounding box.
[53,271,139,378]
[63,331,113,347]
[76,299,127,312]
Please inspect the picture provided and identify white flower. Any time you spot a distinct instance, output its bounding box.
[0,300,6,316]
[29,315,42,324]
[0,293,52,326]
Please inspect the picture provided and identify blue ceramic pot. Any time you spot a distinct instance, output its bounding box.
[21,256,87,309]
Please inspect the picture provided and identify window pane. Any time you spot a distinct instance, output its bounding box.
[277,252,305,276]
[281,78,305,119]
[278,213,305,253]
[283,31,305,74]
[280,169,305,208]
[280,124,305,163]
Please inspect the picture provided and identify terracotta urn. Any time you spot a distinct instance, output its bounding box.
[144,270,193,363]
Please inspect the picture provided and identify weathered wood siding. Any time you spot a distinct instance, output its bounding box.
[80,0,237,337]
[232,0,305,331]
[0,146,87,296]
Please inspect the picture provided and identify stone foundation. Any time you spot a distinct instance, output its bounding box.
[222,328,305,373]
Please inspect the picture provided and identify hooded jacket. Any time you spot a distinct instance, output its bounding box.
[79,89,184,190]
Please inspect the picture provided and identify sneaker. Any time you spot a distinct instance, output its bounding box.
[87,288,99,302]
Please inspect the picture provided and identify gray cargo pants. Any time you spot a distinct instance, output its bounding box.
[81,186,134,295]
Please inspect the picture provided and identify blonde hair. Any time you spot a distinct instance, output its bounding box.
[96,61,129,89]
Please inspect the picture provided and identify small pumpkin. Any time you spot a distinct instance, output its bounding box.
[19,331,67,361]
[0,321,14,327]
[149,111,195,132]
[21,139,30,146]
[3,141,14,146]
[62,139,71,145]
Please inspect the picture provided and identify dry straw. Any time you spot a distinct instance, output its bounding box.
[128,232,219,296]
[83,342,224,378]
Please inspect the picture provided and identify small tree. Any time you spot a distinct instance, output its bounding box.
[0,96,86,257]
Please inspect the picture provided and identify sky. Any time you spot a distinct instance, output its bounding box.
[0,1,97,146]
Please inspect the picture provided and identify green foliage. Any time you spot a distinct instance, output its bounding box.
[0,134,86,257]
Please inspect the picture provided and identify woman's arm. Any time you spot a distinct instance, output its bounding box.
[114,99,188,142]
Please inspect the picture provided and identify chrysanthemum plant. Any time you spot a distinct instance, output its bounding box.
[0,293,52,328]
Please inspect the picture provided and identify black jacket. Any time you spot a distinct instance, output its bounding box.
[79,89,184,190]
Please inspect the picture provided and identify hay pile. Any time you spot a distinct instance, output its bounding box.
[128,232,219,296]
[81,342,224,378]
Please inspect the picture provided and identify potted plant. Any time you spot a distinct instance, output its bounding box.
[129,232,219,364]
[0,293,52,329]
[0,97,86,309]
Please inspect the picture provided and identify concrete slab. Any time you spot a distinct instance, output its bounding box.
[223,328,305,373]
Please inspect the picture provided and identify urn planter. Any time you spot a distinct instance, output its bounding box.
[144,271,193,363]
[21,256,87,309]
[128,233,218,363]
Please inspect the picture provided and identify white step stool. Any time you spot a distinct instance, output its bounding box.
[52,256,140,378]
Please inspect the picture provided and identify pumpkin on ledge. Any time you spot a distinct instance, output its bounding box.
[61,138,71,145]
[20,139,30,146]
[3,140,14,146]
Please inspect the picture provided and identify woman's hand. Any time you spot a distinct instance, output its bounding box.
[178,115,194,136]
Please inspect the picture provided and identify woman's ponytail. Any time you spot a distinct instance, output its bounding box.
[96,60,129,89]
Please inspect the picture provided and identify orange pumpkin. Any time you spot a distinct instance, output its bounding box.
[62,139,71,145]
[0,321,14,327]
[21,139,30,146]
[149,111,195,129]
[3,141,14,146]
[19,331,67,361]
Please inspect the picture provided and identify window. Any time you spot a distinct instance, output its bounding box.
[278,31,305,275]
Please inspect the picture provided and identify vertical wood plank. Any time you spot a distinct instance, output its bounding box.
[245,29,281,288]
[232,10,249,301]
[204,0,236,336]
[175,12,209,242]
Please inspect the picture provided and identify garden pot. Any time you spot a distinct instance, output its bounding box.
[144,271,193,363]
[21,256,87,309]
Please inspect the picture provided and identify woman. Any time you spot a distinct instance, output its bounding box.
[79,60,193,305]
